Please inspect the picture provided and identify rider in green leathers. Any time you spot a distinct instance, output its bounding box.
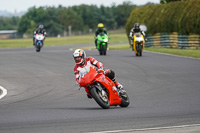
[95,23,107,48]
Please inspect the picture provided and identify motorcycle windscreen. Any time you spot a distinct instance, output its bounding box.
[78,61,98,86]
[35,34,44,40]
[135,37,143,42]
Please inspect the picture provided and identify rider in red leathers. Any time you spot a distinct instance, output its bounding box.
[73,49,123,98]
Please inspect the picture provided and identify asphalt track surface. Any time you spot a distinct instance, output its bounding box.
[0,45,200,133]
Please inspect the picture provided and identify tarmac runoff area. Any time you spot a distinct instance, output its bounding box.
[0,86,7,99]
[89,124,200,133]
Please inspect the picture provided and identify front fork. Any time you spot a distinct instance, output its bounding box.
[133,42,144,54]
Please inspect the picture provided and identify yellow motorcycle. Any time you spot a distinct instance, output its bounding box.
[132,33,145,56]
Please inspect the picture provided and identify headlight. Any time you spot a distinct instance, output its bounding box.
[104,38,108,42]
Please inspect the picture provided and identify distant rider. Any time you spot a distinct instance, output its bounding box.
[73,49,123,98]
[129,23,146,49]
[94,23,107,48]
[33,24,47,46]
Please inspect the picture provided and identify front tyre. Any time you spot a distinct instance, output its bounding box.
[36,43,41,52]
[99,50,103,55]
[36,47,40,52]
[90,87,110,109]
[102,45,107,55]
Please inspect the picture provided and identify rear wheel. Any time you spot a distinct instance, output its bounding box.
[90,87,110,109]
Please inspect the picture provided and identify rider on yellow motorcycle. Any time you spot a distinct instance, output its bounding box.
[129,23,146,50]
[129,23,146,56]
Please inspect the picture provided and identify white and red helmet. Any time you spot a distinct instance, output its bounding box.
[73,49,86,64]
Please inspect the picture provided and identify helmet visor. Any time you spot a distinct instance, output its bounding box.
[98,27,103,31]
[74,56,82,61]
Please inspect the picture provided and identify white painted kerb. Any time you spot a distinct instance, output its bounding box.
[0,86,7,99]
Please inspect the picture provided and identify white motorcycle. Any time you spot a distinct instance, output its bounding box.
[34,34,45,52]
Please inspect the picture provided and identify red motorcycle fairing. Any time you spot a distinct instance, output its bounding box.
[79,67,98,87]
[78,66,122,106]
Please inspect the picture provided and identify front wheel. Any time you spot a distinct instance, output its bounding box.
[140,50,142,56]
[36,47,40,52]
[99,44,107,55]
[99,50,103,55]
[36,43,41,52]
[90,87,110,109]
[102,45,107,55]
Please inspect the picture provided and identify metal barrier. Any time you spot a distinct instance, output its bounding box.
[145,33,200,49]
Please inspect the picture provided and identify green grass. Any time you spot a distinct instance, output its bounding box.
[0,33,128,48]
[144,47,200,58]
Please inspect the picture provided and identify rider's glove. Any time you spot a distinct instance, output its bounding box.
[97,67,104,73]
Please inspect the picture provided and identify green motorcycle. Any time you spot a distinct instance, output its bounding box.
[96,32,109,55]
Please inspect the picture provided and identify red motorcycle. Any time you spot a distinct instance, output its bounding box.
[78,63,130,109]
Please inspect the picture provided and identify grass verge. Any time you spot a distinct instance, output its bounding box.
[145,47,200,58]
[0,33,128,48]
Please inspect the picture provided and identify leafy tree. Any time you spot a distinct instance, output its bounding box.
[58,7,84,32]
[43,7,63,36]
[72,5,99,30]
[113,1,136,28]
[18,7,44,36]
[0,16,20,30]
[18,6,63,37]
[98,5,117,30]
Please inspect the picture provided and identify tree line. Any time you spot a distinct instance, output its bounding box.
[0,1,137,37]
[0,16,20,30]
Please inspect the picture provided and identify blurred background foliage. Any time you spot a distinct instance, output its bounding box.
[1,0,199,38]
[126,0,200,36]
[0,1,137,37]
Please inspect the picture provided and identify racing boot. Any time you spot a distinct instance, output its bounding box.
[114,80,127,96]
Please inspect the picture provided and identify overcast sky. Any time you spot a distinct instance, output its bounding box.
[1,0,160,12]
